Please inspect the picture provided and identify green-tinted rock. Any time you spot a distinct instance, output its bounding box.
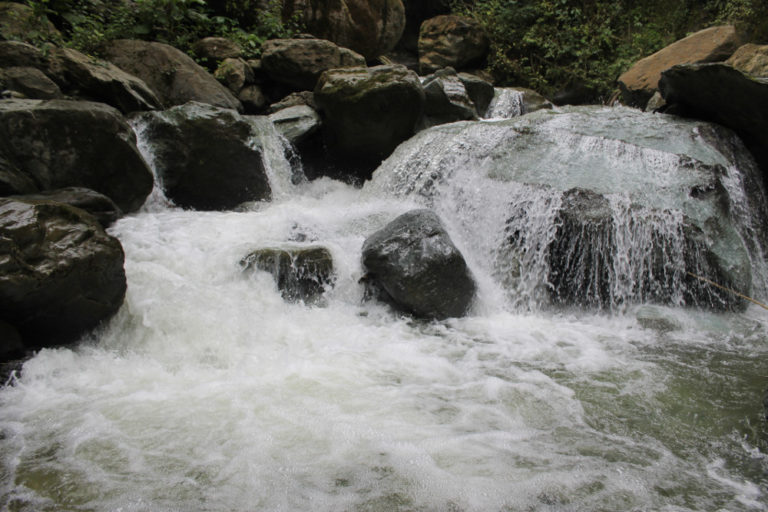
[241,246,335,303]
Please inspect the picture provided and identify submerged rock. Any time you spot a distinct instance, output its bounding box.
[135,102,271,211]
[241,246,334,303]
[367,106,765,310]
[0,99,153,213]
[0,198,126,350]
[361,209,476,319]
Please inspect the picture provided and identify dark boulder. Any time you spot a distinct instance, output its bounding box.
[361,209,476,319]
[266,90,316,113]
[314,64,425,177]
[10,187,122,227]
[47,47,162,114]
[0,198,126,350]
[418,15,489,74]
[238,84,268,113]
[457,72,494,116]
[261,38,366,91]
[545,187,750,310]
[0,66,62,99]
[135,102,271,210]
[658,63,768,185]
[0,99,153,213]
[0,41,48,69]
[103,39,242,112]
[281,0,405,60]
[240,246,335,303]
[618,25,741,107]
[0,1,59,42]
[421,67,477,128]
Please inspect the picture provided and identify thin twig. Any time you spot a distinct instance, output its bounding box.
[686,272,768,311]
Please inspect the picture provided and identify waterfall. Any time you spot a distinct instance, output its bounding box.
[484,88,525,118]
[2,105,768,512]
[368,106,768,311]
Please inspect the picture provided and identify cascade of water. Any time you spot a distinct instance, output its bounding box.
[368,106,768,311]
[484,88,525,119]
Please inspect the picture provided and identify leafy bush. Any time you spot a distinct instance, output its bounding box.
[18,0,299,58]
[450,0,768,100]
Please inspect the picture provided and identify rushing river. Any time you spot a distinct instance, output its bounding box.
[2,106,768,511]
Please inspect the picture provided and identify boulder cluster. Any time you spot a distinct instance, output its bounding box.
[2,0,768,364]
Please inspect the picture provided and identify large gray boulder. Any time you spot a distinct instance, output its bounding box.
[135,102,271,210]
[47,47,162,114]
[261,38,365,91]
[361,209,476,319]
[418,15,489,74]
[618,25,742,107]
[658,63,768,185]
[0,99,153,213]
[314,64,425,174]
[421,67,478,128]
[0,198,126,350]
[281,0,406,60]
[103,39,242,112]
[241,246,335,303]
[367,106,762,311]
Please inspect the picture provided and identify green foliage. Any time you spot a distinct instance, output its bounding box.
[18,0,299,58]
[451,0,768,100]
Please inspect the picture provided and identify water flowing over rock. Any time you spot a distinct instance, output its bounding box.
[727,43,768,77]
[314,64,425,177]
[0,198,126,350]
[484,87,553,119]
[367,106,767,310]
[281,0,406,60]
[658,63,768,186]
[0,99,153,213]
[418,15,489,74]
[361,209,476,319]
[132,102,272,210]
[618,25,741,107]
[261,38,366,91]
[103,39,242,112]
[241,246,335,303]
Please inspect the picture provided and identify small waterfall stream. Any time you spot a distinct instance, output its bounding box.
[1,105,768,511]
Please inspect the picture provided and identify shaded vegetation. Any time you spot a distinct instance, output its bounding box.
[5,0,768,98]
[450,0,768,99]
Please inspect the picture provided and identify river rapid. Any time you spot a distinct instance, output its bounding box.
[1,106,768,511]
